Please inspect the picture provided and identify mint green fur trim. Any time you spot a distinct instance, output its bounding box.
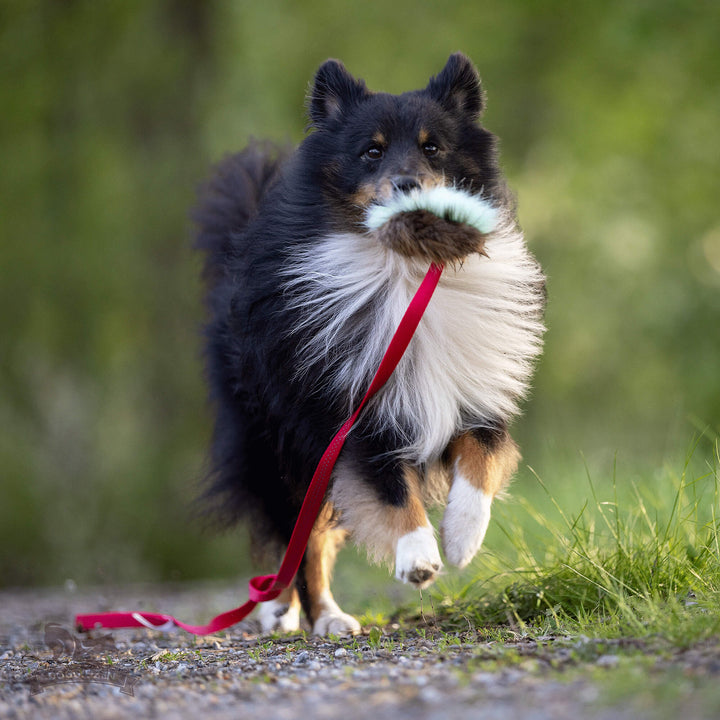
[365,186,498,234]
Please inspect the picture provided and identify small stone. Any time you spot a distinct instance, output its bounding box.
[596,654,620,668]
[419,686,443,703]
[293,651,310,666]
[334,648,348,658]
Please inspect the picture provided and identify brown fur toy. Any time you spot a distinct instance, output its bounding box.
[365,185,498,264]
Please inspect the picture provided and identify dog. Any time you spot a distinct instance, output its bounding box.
[194,53,545,635]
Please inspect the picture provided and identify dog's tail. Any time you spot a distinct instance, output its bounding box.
[193,140,290,289]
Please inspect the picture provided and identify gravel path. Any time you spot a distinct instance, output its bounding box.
[1,583,719,719]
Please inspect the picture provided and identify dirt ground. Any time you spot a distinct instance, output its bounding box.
[1,583,719,719]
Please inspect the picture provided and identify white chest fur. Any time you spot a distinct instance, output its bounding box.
[284,220,545,463]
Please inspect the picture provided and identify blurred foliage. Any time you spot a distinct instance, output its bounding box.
[1,0,718,587]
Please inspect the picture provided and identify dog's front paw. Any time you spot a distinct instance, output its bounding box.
[313,606,362,637]
[395,526,443,589]
[257,599,301,634]
[441,476,492,568]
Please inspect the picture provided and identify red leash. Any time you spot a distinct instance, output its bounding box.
[76,262,444,634]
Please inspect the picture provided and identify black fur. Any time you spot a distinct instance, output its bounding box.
[195,53,516,555]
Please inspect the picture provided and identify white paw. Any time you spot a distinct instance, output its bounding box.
[395,526,443,589]
[441,474,492,568]
[313,604,362,636]
[257,598,301,634]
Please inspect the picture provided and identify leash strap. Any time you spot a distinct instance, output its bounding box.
[76,262,444,634]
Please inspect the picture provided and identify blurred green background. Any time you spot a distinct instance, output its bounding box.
[1,0,718,589]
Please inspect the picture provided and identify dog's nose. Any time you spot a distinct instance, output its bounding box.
[392,176,421,194]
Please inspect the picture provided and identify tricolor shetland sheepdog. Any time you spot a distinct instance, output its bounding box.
[195,53,545,635]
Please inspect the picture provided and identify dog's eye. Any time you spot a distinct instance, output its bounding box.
[422,143,439,157]
[362,145,384,161]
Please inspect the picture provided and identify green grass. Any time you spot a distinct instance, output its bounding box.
[424,438,720,644]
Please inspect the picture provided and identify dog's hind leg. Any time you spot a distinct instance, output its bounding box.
[296,503,361,636]
[441,427,520,568]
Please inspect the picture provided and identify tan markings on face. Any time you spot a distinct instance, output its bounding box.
[372,131,386,147]
[376,177,396,201]
[447,432,520,497]
[351,182,378,209]
[419,171,446,189]
[418,128,430,146]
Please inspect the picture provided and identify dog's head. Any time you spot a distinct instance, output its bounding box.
[303,53,507,259]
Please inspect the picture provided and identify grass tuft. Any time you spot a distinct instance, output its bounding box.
[428,439,720,644]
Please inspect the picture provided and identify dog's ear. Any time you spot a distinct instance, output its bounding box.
[426,53,484,119]
[308,59,369,128]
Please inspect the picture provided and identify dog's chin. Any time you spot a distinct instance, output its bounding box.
[371,209,488,265]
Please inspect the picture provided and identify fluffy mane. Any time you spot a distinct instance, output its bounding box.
[283,204,545,463]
